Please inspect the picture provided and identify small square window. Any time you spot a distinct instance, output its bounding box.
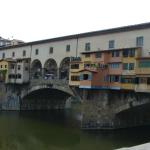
[49,47,53,54]
[11,64,15,69]
[85,43,90,51]
[83,74,89,80]
[2,53,5,59]
[23,50,26,57]
[136,36,144,46]
[109,40,115,49]
[66,45,70,52]
[129,49,135,57]
[12,52,15,57]
[123,63,128,70]
[17,74,21,79]
[95,52,101,58]
[18,65,21,70]
[35,49,39,55]
[112,51,119,57]
[25,67,28,71]
[129,63,134,70]
[123,49,128,57]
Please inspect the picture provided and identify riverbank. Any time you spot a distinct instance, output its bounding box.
[116,143,150,150]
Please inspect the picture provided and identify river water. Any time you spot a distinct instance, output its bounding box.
[0,110,150,150]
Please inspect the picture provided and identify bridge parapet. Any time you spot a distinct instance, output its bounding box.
[21,79,74,99]
[30,79,69,88]
[115,98,150,114]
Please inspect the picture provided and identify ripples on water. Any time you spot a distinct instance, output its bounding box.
[0,110,150,150]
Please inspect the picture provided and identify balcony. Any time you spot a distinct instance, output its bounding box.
[83,63,100,72]
[136,68,150,75]
[69,80,80,86]
[70,57,81,62]
[122,70,135,75]
[79,80,92,88]
[109,82,121,90]
[135,84,150,93]
[84,67,98,72]
[121,83,135,90]
[109,57,122,63]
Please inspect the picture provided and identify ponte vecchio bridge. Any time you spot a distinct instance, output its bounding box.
[1,22,150,129]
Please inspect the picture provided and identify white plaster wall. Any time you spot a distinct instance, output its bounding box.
[31,39,77,68]
[0,27,150,69]
[77,28,150,57]
[0,46,31,60]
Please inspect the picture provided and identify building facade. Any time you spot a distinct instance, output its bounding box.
[0,22,150,91]
[69,47,143,92]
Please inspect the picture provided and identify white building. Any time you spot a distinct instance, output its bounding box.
[0,37,11,47]
[6,58,30,84]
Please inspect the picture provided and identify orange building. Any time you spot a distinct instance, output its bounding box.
[121,47,141,90]
[79,51,109,89]
[69,47,141,91]
[107,49,123,90]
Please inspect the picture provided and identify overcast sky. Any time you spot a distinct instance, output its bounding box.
[0,0,150,42]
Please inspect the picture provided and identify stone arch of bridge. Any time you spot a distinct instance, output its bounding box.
[114,100,150,128]
[44,58,58,78]
[59,57,70,80]
[20,85,73,110]
[115,98,150,115]
[31,59,42,79]
[21,84,73,100]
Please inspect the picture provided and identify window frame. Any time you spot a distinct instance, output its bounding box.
[85,43,91,51]
[66,45,70,52]
[136,36,144,46]
[12,52,15,57]
[109,40,115,49]
[95,52,102,58]
[49,47,53,54]
[2,53,5,59]
[35,49,39,55]
[23,50,26,57]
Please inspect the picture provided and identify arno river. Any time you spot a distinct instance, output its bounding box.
[0,109,150,150]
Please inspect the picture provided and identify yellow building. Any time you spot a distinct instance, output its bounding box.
[0,59,18,83]
[69,57,82,86]
[0,59,9,82]
[121,47,141,90]
[135,57,150,92]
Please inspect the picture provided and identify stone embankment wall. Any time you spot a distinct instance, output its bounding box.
[0,83,22,110]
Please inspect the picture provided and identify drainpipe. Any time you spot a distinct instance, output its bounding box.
[76,37,79,57]
[29,44,32,82]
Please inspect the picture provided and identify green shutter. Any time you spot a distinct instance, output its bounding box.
[88,74,92,80]
[79,74,83,80]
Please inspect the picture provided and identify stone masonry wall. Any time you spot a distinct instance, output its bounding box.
[81,89,150,129]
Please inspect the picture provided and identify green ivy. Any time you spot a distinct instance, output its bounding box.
[0,70,7,80]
